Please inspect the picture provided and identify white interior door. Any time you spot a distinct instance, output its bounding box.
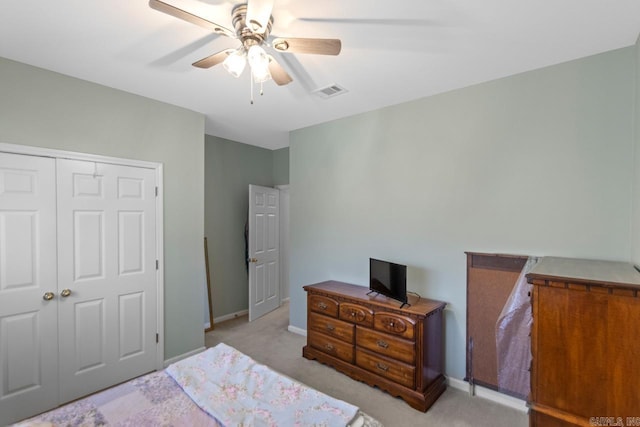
[248,185,279,322]
[0,153,59,425]
[56,159,157,403]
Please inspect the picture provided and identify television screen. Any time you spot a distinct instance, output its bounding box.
[369,258,407,304]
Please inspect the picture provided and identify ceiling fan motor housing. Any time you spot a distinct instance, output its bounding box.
[232,4,274,50]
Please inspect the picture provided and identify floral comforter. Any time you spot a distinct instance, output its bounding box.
[166,343,361,427]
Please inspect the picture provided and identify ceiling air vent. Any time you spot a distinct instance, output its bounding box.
[314,84,348,99]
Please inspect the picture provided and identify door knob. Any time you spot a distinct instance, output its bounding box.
[249,258,258,263]
[60,289,72,297]
[43,292,55,301]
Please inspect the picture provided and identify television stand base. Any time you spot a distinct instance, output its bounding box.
[366,290,410,308]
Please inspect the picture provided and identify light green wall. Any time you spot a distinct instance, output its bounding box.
[633,36,640,266]
[0,57,205,361]
[273,147,290,185]
[289,47,635,380]
[204,136,289,319]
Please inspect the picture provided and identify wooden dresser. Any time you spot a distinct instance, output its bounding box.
[302,281,447,412]
[526,257,640,427]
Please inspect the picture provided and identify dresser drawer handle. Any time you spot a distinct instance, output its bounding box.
[376,340,389,349]
[326,324,335,332]
[376,362,389,372]
[317,302,328,310]
[349,310,366,322]
[325,343,335,352]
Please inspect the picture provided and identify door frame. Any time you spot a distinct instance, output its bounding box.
[0,142,165,370]
[275,184,289,302]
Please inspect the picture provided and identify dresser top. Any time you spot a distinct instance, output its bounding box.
[526,256,640,289]
[303,280,446,316]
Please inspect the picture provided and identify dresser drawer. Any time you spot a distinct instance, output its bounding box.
[309,331,354,363]
[356,326,415,364]
[309,295,339,318]
[374,312,416,339]
[339,302,374,327]
[356,348,415,389]
[309,312,354,343]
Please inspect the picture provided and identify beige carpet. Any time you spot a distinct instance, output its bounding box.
[205,302,528,427]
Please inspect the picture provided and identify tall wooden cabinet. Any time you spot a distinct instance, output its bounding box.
[303,281,447,412]
[526,257,640,427]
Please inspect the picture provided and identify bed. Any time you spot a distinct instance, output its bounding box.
[15,343,382,426]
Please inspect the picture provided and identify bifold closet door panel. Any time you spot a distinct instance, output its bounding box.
[0,153,59,425]
[56,158,157,404]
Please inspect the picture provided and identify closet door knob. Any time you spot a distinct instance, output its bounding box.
[43,292,55,301]
[60,289,72,298]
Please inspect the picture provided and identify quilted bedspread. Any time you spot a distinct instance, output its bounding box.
[16,343,382,427]
[16,369,221,427]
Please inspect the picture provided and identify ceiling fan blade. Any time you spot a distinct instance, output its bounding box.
[272,37,341,55]
[192,49,235,69]
[149,0,235,38]
[246,0,274,33]
[298,17,439,27]
[274,54,316,93]
[267,56,293,86]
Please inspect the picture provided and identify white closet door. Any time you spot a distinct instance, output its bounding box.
[56,159,157,403]
[0,153,58,425]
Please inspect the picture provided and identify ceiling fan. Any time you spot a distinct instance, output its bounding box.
[149,0,342,88]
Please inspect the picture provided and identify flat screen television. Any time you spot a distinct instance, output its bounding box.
[369,258,407,305]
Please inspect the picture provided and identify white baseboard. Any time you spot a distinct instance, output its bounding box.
[447,377,528,413]
[277,325,527,413]
[287,325,307,337]
[163,346,205,368]
[213,309,248,324]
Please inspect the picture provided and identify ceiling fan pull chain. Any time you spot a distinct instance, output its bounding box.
[250,75,254,105]
[260,81,264,96]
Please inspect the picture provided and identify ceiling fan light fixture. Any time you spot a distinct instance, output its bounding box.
[247,45,271,83]
[251,66,272,83]
[223,49,246,78]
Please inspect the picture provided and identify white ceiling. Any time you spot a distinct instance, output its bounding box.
[1,1,640,150]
